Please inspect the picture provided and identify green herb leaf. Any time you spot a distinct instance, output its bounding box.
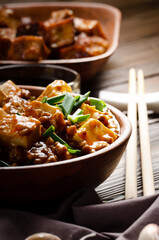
[47,94,66,105]
[55,103,64,115]
[74,95,80,101]
[72,108,84,116]
[68,114,90,123]
[42,96,48,103]
[43,125,55,138]
[61,92,76,117]
[42,94,66,105]
[73,91,90,109]
[90,97,107,112]
[51,132,66,145]
[43,125,81,155]
[67,148,82,154]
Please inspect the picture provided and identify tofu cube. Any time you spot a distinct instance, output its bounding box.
[37,80,72,101]
[30,100,60,115]
[74,17,106,38]
[59,33,108,59]
[8,35,50,61]
[0,108,41,149]
[0,8,20,29]
[0,80,21,106]
[0,28,16,59]
[73,118,117,145]
[50,9,74,21]
[80,103,102,118]
[44,17,75,48]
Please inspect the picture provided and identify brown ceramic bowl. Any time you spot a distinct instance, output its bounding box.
[0,2,121,81]
[0,85,131,208]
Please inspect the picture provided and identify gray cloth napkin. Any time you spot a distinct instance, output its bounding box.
[1,188,159,240]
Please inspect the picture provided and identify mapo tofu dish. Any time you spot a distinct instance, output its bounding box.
[0,80,120,166]
[0,7,109,61]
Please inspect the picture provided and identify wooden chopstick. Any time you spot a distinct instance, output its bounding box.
[137,69,155,196]
[125,68,138,199]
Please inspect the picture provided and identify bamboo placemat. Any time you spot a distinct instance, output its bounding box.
[96,112,159,202]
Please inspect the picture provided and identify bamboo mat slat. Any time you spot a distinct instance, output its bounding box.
[96,114,159,202]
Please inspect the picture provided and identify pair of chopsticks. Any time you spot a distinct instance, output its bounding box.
[125,68,155,199]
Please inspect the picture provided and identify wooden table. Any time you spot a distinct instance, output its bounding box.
[88,1,159,202]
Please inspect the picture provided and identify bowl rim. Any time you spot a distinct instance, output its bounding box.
[0,63,81,82]
[0,1,121,64]
[0,85,131,170]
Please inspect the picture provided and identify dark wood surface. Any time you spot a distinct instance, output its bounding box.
[83,1,159,95]
[92,1,159,202]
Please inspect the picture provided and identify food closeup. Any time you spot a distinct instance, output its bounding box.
[0,2,121,80]
[0,7,109,61]
[0,79,120,167]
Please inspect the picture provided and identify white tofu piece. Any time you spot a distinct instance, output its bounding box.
[74,17,106,38]
[0,108,41,149]
[73,118,117,145]
[0,80,21,106]
[80,103,104,119]
[81,103,120,135]
[37,80,72,101]
[30,100,66,131]
[30,100,60,115]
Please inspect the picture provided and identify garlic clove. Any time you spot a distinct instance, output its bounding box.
[138,224,159,240]
[25,232,62,240]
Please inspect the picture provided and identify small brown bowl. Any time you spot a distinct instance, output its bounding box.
[0,85,131,208]
[0,64,81,92]
[0,2,121,81]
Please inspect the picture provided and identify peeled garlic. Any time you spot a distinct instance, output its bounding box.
[138,224,159,240]
[25,232,61,240]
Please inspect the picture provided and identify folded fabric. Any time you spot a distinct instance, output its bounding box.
[1,188,159,240]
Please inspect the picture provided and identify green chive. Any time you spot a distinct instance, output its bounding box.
[43,125,81,155]
[73,91,90,109]
[61,92,76,117]
[90,97,107,112]
[51,132,66,145]
[73,108,84,116]
[68,114,90,123]
[42,94,66,105]
[74,95,80,101]
[43,125,55,138]
[42,96,48,103]
[47,94,66,105]
[55,103,64,115]
[67,148,82,154]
